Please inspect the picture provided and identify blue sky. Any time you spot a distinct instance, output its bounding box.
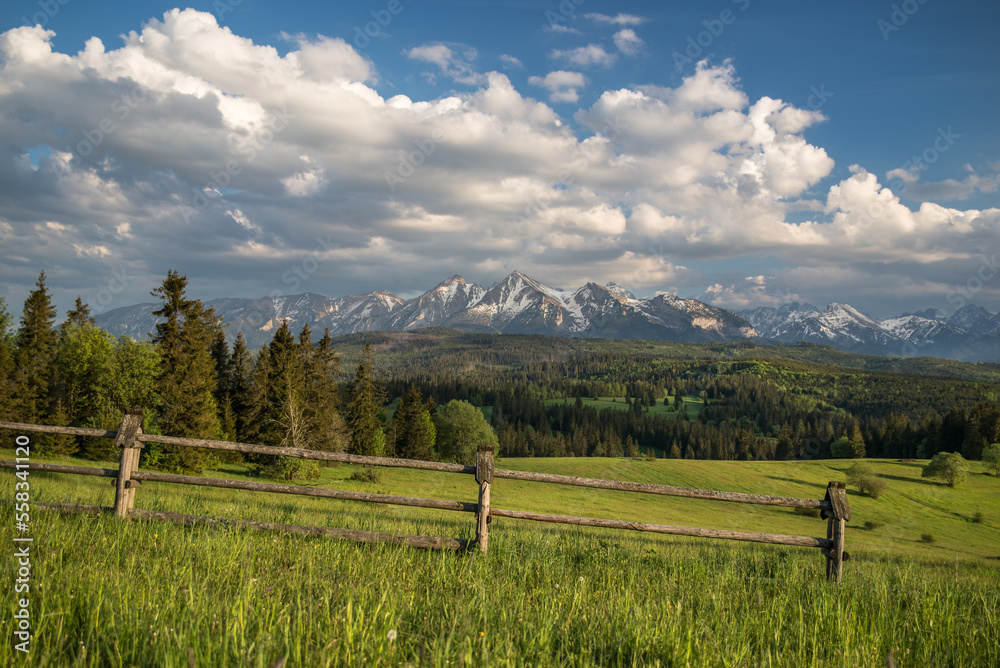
[1,0,998,319]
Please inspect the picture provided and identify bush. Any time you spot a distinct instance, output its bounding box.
[863,520,883,530]
[983,443,1000,477]
[922,452,970,487]
[920,533,935,543]
[846,462,888,499]
[350,465,382,483]
[972,512,984,524]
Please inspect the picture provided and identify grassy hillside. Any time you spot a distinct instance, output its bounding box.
[2,450,998,666]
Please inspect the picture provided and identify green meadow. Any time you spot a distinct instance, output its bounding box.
[2,451,999,666]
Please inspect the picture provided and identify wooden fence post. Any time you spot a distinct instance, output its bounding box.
[475,445,494,554]
[821,481,851,583]
[113,408,145,518]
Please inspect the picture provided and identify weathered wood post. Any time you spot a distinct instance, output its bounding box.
[113,408,145,518]
[475,445,494,554]
[821,481,851,583]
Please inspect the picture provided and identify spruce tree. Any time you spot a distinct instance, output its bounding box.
[14,271,58,425]
[303,328,348,452]
[0,297,16,421]
[149,271,221,471]
[394,385,435,460]
[228,332,254,441]
[347,343,387,456]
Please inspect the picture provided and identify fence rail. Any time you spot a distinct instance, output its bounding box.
[0,415,851,582]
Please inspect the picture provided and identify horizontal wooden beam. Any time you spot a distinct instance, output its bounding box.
[490,508,834,549]
[128,508,471,551]
[0,460,119,478]
[0,421,116,439]
[30,502,469,551]
[130,470,479,513]
[493,468,829,510]
[136,433,476,475]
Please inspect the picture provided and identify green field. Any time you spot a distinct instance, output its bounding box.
[544,395,704,421]
[3,451,999,666]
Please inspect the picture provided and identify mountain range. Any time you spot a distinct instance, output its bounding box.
[92,271,1000,362]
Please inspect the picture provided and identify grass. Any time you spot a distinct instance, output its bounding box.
[2,450,999,666]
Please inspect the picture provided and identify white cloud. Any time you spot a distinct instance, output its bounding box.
[613,29,644,56]
[544,24,582,35]
[405,42,482,85]
[888,163,1000,202]
[529,70,587,104]
[550,44,617,69]
[0,15,996,315]
[585,13,647,26]
[499,54,523,68]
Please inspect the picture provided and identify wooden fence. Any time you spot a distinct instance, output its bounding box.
[0,412,851,582]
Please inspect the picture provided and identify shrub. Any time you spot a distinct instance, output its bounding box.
[922,452,970,487]
[972,512,984,524]
[920,533,935,543]
[863,520,883,530]
[846,462,888,499]
[351,465,382,483]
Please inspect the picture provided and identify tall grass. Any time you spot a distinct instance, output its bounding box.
[2,458,998,666]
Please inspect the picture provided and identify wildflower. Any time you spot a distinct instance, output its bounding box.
[387,630,397,642]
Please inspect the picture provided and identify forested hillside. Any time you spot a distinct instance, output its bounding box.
[4,271,1000,477]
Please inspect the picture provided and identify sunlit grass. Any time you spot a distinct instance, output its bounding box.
[2,451,998,666]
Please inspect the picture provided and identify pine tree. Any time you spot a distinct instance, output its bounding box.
[347,343,387,456]
[13,271,58,425]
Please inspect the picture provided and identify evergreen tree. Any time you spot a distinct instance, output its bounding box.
[228,332,254,441]
[149,271,221,471]
[0,297,16,421]
[14,271,58,427]
[302,327,348,453]
[394,385,436,460]
[62,296,95,332]
[347,343,387,456]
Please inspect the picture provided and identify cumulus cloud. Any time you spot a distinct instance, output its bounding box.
[0,12,996,316]
[550,44,617,68]
[613,29,645,56]
[529,70,587,104]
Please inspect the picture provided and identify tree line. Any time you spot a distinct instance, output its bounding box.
[3,271,999,473]
[0,271,496,477]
